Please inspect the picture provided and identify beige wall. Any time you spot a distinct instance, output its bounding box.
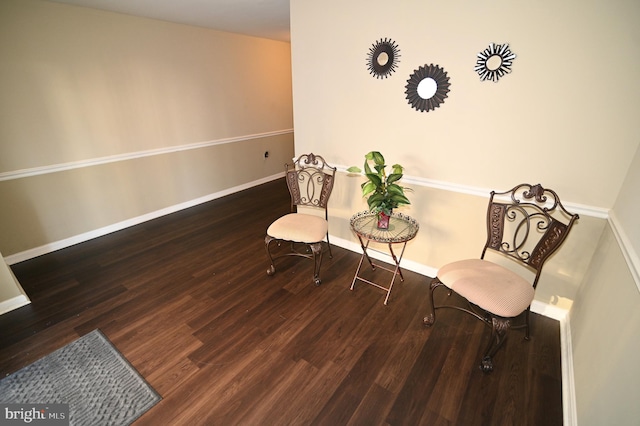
[1,0,293,172]
[291,0,639,307]
[0,135,293,255]
[329,173,606,310]
[569,144,640,425]
[0,0,295,257]
[0,251,29,315]
[291,0,639,207]
[291,0,640,423]
[570,225,639,425]
[613,143,640,255]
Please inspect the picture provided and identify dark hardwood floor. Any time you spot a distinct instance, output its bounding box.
[0,179,563,425]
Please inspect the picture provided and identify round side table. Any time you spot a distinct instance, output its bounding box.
[349,211,419,304]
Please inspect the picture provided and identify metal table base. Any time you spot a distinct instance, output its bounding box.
[349,211,419,305]
[350,237,409,305]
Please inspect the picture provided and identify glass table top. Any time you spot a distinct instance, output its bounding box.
[350,211,419,243]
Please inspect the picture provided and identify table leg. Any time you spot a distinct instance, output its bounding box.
[382,242,408,305]
[358,236,375,269]
[387,242,405,281]
[351,239,409,305]
[350,239,370,291]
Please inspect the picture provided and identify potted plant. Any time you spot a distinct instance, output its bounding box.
[347,151,411,229]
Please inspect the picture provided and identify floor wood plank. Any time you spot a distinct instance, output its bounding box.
[0,179,563,425]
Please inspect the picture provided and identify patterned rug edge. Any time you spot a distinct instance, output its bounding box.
[0,329,161,425]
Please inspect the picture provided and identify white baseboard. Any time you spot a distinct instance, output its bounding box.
[530,299,567,321]
[559,314,577,426]
[4,173,284,265]
[0,259,31,315]
[329,235,439,278]
[0,295,30,315]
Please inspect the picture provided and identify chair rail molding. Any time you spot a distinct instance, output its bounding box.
[336,166,610,220]
[0,129,293,182]
[608,210,640,292]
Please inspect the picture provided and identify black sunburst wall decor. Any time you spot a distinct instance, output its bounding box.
[367,38,401,79]
[404,64,451,113]
[474,43,516,82]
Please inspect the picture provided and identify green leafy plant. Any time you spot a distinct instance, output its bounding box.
[347,151,411,215]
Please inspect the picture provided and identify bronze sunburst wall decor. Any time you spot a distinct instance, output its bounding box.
[474,43,516,82]
[366,38,401,79]
[404,64,451,113]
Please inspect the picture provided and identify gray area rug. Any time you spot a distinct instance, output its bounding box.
[0,329,161,425]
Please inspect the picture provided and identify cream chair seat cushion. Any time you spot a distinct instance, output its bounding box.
[267,213,328,243]
[438,259,535,318]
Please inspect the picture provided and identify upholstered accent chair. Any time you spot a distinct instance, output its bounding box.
[424,183,579,372]
[265,153,336,286]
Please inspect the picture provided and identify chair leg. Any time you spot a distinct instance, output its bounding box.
[265,236,326,286]
[265,235,276,276]
[310,242,323,286]
[325,232,333,259]
[424,277,513,373]
[423,277,446,326]
[480,317,510,373]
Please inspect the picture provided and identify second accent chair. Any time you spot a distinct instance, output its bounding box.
[424,183,579,372]
[265,153,336,286]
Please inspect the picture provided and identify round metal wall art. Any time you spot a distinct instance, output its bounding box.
[367,38,401,79]
[474,43,516,82]
[404,64,451,113]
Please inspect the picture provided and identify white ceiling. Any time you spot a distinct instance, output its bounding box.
[48,0,291,42]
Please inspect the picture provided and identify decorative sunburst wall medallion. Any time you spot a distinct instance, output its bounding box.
[367,38,401,79]
[404,64,451,113]
[474,43,516,82]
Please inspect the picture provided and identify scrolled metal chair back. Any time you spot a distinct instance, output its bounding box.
[285,153,336,211]
[482,183,578,285]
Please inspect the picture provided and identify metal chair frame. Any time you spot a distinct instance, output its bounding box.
[424,183,579,372]
[265,153,336,286]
